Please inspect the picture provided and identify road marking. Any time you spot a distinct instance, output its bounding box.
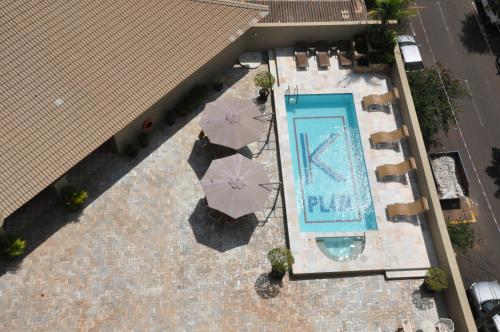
[409,22,416,36]
[414,0,500,232]
[464,79,485,127]
[437,1,455,45]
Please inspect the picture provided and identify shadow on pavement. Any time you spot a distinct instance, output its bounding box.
[188,199,258,252]
[459,13,490,54]
[485,147,500,198]
[254,272,283,299]
[0,65,253,277]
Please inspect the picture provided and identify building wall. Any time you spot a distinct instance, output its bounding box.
[392,46,477,332]
[247,22,375,50]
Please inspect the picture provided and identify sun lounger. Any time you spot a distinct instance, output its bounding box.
[363,87,399,112]
[337,40,353,69]
[295,42,309,70]
[387,197,429,220]
[377,157,417,180]
[370,125,409,148]
[315,41,331,69]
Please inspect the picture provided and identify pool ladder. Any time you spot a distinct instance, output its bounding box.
[286,85,299,104]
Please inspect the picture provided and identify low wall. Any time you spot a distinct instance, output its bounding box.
[392,46,477,332]
[247,22,375,50]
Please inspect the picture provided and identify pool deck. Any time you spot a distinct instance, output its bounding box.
[272,47,438,275]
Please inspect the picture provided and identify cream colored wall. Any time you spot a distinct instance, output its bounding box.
[247,22,374,50]
[392,45,477,332]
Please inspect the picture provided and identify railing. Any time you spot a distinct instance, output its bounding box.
[286,85,299,104]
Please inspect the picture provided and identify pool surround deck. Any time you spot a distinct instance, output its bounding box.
[273,47,438,275]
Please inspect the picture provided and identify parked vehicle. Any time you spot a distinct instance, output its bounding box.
[480,0,500,25]
[397,35,424,71]
[468,281,500,331]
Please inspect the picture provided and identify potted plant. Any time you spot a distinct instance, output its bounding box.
[213,76,224,92]
[0,231,27,259]
[267,247,294,279]
[254,71,275,103]
[61,185,88,211]
[422,267,448,293]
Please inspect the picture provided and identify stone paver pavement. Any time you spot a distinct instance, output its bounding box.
[0,64,446,331]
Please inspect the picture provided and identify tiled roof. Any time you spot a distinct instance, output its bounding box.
[248,0,368,22]
[0,0,268,218]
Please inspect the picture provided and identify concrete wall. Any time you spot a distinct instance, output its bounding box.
[247,22,375,51]
[392,46,477,332]
[114,32,249,153]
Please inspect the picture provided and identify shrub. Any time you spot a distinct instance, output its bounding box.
[367,26,396,50]
[424,267,448,292]
[177,85,209,116]
[447,224,474,254]
[368,51,395,65]
[267,247,294,274]
[254,71,275,91]
[407,64,468,147]
[0,233,27,259]
[61,185,88,211]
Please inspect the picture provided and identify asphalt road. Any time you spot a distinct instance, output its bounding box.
[408,0,500,288]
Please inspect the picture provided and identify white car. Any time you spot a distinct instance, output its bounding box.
[469,281,500,331]
[397,35,424,71]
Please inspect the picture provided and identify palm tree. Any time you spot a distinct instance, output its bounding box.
[370,0,415,25]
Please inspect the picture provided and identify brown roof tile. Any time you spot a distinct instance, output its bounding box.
[0,0,268,217]
[247,0,367,22]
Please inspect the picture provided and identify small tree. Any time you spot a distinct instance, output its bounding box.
[447,224,475,254]
[254,71,275,91]
[62,185,88,211]
[408,64,468,147]
[423,267,448,292]
[267,247,294,279]
[370,0,415,25]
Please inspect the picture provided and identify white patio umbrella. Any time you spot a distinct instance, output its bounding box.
[200,154,271,219]
[199,96,265,150]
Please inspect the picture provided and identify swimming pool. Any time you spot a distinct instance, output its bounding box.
[285,93,377,232]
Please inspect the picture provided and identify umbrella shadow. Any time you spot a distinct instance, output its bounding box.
[187,141,254,180]
[254,272,283,299]
[188,199,258,252]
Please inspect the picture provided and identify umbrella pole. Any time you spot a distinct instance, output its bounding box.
[259,182,282,225]
[253,111,274,158]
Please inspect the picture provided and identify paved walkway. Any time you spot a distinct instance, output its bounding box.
[0,65,445,331]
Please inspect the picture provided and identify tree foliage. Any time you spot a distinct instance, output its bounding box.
[447,224,475,254]
[407,64,468,147]
[370,0,415,25]
[254,71,275,90]
[485,147,500,198]
[424,267,448,292]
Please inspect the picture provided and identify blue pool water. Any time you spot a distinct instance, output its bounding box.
[285,93,377,232]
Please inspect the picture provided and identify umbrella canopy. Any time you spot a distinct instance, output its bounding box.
[200,96,265,150]
[201,154,271,219]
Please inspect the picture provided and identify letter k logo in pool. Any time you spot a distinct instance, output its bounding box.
[309,133,345,182]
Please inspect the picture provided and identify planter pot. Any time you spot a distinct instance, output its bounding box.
[259,88,269,102]
[270,267,286,280]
